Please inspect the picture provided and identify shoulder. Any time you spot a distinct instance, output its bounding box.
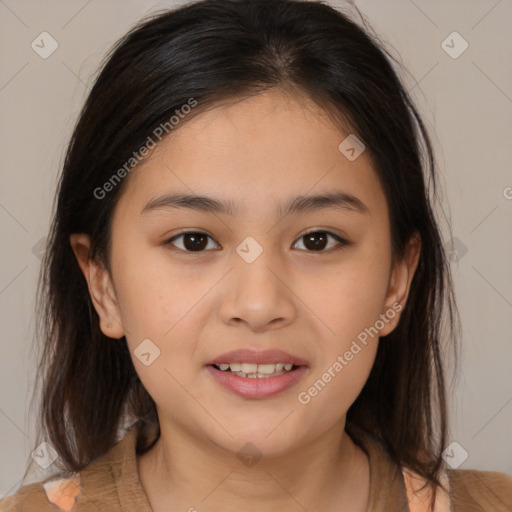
[403,467,512,512]
[447,468,512,511]
[0,474,80,512]
[0,426,140,511]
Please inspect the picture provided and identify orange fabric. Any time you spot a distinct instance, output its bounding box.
[43,474,80,512]
[42,475,81,511]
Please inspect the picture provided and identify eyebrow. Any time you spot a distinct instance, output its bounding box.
[141,191,369,217]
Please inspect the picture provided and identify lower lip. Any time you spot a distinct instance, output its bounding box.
[205,365,308,399]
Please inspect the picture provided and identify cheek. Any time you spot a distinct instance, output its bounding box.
[305,248,391,341]
[295,239,390,408]
[297,283,382,422]
[113,262,209,409]
[111,249,216,386]
[112,243,203,337]
[301,342,379,425]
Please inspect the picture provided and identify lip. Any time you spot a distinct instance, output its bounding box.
[205,348,309,366]
[205,364,308,399]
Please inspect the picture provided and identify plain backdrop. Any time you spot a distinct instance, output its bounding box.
[1,0,511,498]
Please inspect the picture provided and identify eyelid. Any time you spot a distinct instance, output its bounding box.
[294,229,348,250]
[165,230,220,252]
[164,229,349,253]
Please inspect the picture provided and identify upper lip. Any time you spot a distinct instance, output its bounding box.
[205,349,308,366]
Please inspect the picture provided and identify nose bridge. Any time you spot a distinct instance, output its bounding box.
[219,236,295,330]
[234,235,283,300]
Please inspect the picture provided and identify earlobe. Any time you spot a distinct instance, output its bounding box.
[379,233,421,337]
[69,233,125,339]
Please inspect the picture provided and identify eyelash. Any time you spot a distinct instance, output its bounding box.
[164,230,349,254]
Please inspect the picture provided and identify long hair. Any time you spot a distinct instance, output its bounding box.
[26,1,459,508]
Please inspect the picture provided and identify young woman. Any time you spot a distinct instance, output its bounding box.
[2,0,511,511]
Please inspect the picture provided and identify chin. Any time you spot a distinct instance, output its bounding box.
[208,421,305,459]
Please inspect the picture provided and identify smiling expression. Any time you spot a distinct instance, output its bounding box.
[72,87,418,457]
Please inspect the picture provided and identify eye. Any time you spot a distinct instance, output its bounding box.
[293,230,347,252]
[164,229,348,253]
[165,231,220,252]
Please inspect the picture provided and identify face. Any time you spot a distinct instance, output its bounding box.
[72,88,419,457]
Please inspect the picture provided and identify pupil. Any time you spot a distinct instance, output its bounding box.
[305,232,327,251]
[181,232,328,252]
[184,233,208,251]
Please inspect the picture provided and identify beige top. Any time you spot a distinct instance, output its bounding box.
[2,423,511,512]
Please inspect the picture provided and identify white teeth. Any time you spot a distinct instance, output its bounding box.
[215,362,297,377]
[241,363,258,373]
[256,364,276,374]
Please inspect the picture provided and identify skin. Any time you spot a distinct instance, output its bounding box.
[71,88,421,512]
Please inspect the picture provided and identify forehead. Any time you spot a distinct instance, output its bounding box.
[116,88,386,217]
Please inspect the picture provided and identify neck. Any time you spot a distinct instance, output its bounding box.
[137,419,370,512]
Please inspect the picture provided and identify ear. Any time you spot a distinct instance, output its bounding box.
[378,232,421,337]
[69,233,125,339]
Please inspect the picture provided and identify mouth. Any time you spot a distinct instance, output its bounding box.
[204,349,309,399]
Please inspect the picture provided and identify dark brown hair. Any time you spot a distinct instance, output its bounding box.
[26,0,459,509]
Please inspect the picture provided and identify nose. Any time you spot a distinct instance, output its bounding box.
[218,248,296,333]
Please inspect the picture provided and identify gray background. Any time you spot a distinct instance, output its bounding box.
[1,0,511,498]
